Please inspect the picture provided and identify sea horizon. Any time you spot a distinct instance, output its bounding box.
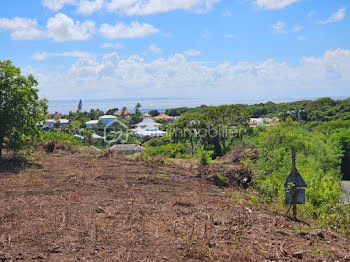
[48,96,349,114]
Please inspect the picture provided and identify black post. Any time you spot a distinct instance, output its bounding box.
[292,147,297,220]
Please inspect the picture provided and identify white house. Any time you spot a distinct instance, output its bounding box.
[135,118,162,128]
[42,119,69,129]
[86,115,120,129]
[250,117,274,126]
[250,118,264,126]
[86,120,99,128]
[262,118,274,123]
[133,124,166,138]
[99,115,118,126]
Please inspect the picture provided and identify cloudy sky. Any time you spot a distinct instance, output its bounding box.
[0,0,349,101]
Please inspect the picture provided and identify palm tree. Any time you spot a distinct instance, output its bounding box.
[121,106,127,119]
[77,99,82,113]
[106,107,119,115]
[134,103,142,115]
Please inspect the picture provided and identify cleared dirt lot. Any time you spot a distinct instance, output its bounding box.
[0,150,349,261]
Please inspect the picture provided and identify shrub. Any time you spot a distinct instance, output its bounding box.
[199,150,210,165]
[145,143,187,158]
[41,131,83,148]
[145,136,171,147]
[253,120,348,234]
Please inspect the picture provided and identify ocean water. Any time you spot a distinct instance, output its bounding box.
[48,96,341,114]
[48,97,267,114]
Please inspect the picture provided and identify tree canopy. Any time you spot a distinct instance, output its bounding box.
[0,60,47,158]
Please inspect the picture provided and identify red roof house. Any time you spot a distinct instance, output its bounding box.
[53,112,62,118]
[153,114,173,120]
[116,110,130,116]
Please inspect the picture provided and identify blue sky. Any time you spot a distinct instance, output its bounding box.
[0,0,349,101]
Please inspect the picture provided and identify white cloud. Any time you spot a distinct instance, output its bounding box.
[272,21,287,34]
[77,0,104,14]
[100,22,158,39]
[42,0,220,15]
[31,51,91,61]
[47,13,96,42]
[224,34,236,38]
[255,0,301,10]
[42,0,76,11]
[107,0,220,15]
[0,14,95,41]
[0,17,44,40]
[149,44,162,54]
[27,49,350,100]
[184,49,201,56]
[293,25,303,32]
[318,8,346,24]
[102,42,123,49]
[297,35,307,41]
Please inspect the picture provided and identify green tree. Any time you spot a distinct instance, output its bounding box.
[106,107,118,115]
[149,109,160,117]
[130,115,143,125]
[172,113,205,155]
[0,60,47,159]
[134,103,142,115]
[255,120,343,215]
[77,99,82,113]
[121,106,127,119]
[88,109,104,120]
[53,120,61,129]
[203,105,251,157]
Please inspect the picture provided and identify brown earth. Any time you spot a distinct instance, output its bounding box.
[0,149,349,261]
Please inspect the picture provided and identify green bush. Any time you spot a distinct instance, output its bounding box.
[145,143,187,158]
[253,120,349,234]
[41,130,83,146]
[318,203,350,237]
[145,136,171,147]
[199,150,210,165]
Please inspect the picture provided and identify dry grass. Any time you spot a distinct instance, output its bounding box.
[0,149,349,261]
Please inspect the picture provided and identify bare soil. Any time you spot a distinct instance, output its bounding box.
[0,150,349,261]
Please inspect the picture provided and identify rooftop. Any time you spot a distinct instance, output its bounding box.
[116,111,130,116]
[86,120,99,124]
[110,144,145,152]
[99,115,118,119]
[153,114,173,119]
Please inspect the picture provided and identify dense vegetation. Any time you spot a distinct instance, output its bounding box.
[0,60,48,158]
[148,98,350,235]
[166,97,350,120]
[165,97,350,179]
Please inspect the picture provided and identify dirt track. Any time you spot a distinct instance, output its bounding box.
[0,150,349,261]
